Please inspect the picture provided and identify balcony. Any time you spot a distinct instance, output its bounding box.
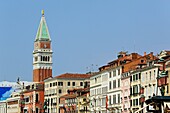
[157,71,168,87]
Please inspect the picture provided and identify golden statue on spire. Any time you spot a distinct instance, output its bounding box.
[42,10,44,16]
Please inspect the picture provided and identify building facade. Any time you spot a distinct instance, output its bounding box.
[0,100,7,113]
[90,71,108,113]
[121,72,130,113]
[140,65,160,112]
[107,66,122,113]
[22,82,44,113]
[44,73,91,113]
[130,70,141,113]
[6,92,20,113]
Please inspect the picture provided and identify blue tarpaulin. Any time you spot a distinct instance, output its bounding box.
[0,87,14,101]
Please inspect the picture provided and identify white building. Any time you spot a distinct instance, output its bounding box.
[0,100,7,113]
[44,73,91,113]
[6,92,20,113]
[90,71,108,113]
[107,66,122,113]
[140,64,161,112]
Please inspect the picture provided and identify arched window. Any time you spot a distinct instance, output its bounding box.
[41,56,43,61]
[48,56,50,61]
[45,56,47,61]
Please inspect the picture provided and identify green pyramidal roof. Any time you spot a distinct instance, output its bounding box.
[35,13,51,41]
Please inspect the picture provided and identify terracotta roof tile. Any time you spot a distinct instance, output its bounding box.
[55,73,91,79]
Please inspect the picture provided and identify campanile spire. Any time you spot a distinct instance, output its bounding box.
[33,10,53,82]
[42,9,44,16]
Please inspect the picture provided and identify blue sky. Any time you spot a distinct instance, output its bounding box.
[0,1,170,81]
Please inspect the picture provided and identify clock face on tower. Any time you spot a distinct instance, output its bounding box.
[44,44,47,48]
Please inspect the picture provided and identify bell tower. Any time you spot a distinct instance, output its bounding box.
[33,10,53,82]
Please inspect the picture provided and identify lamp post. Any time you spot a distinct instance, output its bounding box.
[16,77,25,113]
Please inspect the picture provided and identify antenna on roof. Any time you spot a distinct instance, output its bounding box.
[133,40,136,53]
[86,64,98,73]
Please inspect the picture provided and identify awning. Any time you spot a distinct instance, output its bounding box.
[145,96,170,105]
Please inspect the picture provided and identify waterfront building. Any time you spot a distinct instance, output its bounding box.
[90,52,141,113]
[127,52,156,113]
[121,72,131,113]
[59,88,90,113]
[90,71,108,113]
[0,100,7,113]
[6,92,20,113]
[140,63,160,112]
[44,73,91,113]
[22,82,44,113]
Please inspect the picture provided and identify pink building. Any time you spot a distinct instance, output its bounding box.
[121,72,131,113]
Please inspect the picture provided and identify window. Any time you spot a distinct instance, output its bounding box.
[167,85,169,93]
[35,57,38,62]
[25,97,29,103]
[53,82,56,86]
[59,89,62,94]
[41,56,42,61]
[113,95,116,104]
[36,108,39,113]
[133,75,136,81]
[67,82,70,86]
[113,80,116,88]
[150,71,151,80]
[136,74,138,80]
[118,79,120,87]
[102,98,106,106]
[50,83,52,87]
[130,100,132,106]
[130,87,132,95]
[72,82,75,86]
[118,69,120,75]
[109,96,111,105]
[80,82,83,86]
[58,82,63,86]
[136,99,138,106]
[118,94,120,103]
[113,70,116,77]
[133,85,139,94]
[36,94,39,102]
[48,56,50,61]
[133,99,135,106]
[95,78,97,83]
[109,72,112,78]
[139,73,141,79]
[97,88,101,94]
[102,87,107,94]
[109,81,112,90]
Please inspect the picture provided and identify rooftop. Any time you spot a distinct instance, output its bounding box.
[55,73,91,79]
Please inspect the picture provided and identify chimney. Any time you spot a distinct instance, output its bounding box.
[144,52,146,56]
[150,52,154,60]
